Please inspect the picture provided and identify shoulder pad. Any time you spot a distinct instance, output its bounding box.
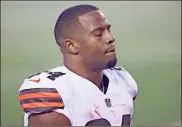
[19,69,72,100]
[21,71,66,88]
[19,71,73,113]
[109,66,138,99]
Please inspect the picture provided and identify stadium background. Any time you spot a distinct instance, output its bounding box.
[1,1,181,126]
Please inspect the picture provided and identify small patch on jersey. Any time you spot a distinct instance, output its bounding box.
[105,98,112,107]
[19,88,64,113]
[29,78,40,83]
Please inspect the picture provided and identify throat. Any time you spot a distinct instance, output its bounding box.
[64,63,104,86]
[63,62,109,93]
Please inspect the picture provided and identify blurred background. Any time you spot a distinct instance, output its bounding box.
[1,1,181,126]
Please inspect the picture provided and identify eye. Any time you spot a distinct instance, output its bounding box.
[94,30,103,37]
[95,33,102,37]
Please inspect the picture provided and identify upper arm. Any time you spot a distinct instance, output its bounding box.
[28,111,71,126]
[19,71,73,126]
[19,87,72,126]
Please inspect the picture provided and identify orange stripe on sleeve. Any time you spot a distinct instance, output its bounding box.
[19,92,61,101]
[21,102,64,109]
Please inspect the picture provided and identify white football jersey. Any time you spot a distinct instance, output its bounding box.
[19,65,138,126]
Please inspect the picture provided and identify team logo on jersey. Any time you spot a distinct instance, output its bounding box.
[29,78,40,83]
[105,98,112,107]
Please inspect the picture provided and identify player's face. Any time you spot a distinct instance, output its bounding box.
[79,10,117,70]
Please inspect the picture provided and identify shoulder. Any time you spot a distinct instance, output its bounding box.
[104,66,138,99]
[18,66,74,122]
[19,66,73,100]
[104,66,133,81]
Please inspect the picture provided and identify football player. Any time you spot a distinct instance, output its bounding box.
[18,4,138,126]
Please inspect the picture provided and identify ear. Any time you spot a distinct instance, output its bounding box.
[64,39,79,54]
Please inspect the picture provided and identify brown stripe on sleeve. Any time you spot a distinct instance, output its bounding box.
[20,97,63,105]
[19,92,61,101]
[21,101,64,113]
[22,102,64,109]
[18,88,65,113]
[20,88,58,95]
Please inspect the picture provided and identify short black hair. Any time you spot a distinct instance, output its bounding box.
[54,4,99,47]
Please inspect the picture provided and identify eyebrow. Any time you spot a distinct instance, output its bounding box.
[91,24,111,33]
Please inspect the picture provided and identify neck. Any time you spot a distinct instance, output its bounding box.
[63,59,103,87]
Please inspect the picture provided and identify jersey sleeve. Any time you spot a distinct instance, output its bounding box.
[123,68,138,100]
[18,72,73,125]
[113,66,138,100]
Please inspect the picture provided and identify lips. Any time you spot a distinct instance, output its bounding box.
[106,48,115,53]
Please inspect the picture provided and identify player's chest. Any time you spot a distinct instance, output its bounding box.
[69,81,133,126]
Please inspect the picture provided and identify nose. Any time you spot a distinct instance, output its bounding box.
[105,32,115,44]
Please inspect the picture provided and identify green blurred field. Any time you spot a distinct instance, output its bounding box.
[1,1,181,126]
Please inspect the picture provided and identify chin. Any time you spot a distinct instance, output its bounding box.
[105,58,117,69]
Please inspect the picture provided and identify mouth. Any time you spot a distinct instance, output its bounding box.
[106,48,115,53]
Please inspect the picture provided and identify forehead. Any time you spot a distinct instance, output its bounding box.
[79,10,109,32]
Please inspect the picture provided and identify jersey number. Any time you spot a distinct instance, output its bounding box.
[121,114,131,126]
[28,71,65,81]
[46,72,65,81]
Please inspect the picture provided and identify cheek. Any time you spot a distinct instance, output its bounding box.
[82,45,103,61]
[91,44,105,58]
[82,37,106,58]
